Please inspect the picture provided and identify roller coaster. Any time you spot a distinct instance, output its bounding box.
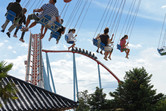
[25,33,120,101]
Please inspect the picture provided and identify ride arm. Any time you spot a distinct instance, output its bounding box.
[95,34,100,39]
[125,42,129,47]
[33,8,43,13]
[109,34,114,43]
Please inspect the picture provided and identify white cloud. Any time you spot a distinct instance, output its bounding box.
[12,51,16,54]
[5,55,27,80]
[4,40,8,43]
[8,46,13,50]
[0,43,4,47]
[161,5,166,9]
[20,43,28,48]
[129,43,142,49]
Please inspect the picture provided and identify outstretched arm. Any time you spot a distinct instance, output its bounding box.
[33,8,43,13]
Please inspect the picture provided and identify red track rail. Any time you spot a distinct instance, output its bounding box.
[42,49,121,83]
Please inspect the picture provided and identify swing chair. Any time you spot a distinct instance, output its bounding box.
[157,47,166,56]
[93,38,106,50]
[37,15,62,33]
[6,10,16,23]
[64,0,92,45]
[157,14,166,56]
[116,0,142,54]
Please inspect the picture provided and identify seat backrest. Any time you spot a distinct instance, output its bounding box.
[100,42,105,50]
[6,10,16,22]
[38,15,51,26]
[50,21,62,32]
[157,48,166,56]
[117,44,121,50]
[51,32,60,39]
[93,39,98,46]
[65,35,68,41]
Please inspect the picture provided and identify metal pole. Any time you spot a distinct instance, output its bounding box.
[46,53,56,93]
[25,33,32,82]
[73,53,79,101]
[73,53,76,101]
[46,53,52,92]
[97,64,102,89]
[42,61,50,91]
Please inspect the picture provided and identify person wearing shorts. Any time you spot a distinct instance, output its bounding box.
[120,35,130,59]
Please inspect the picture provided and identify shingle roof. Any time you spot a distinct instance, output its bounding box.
[0,76,78,111]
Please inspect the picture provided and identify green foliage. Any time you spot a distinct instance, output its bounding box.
[155,96,166,111]
[76,90,90,111]
[0,61,18,107]
[87,87,110,111]
[110,67,164,111]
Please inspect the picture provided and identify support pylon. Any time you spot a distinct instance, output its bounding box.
[25,33,44,88]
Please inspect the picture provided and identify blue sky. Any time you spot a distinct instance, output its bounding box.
[0,0,166,100]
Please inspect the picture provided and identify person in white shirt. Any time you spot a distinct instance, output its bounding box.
[65,29,77,50]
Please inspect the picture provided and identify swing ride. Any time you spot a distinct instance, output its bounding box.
[1,0,144,103]
[158,14,166,56]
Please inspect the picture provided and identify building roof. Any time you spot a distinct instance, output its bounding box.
[0,75,78,111]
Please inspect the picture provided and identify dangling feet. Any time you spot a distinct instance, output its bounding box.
[13,34,17,38]
[19,38,25,43]
[104,57,108,61]
[108,56,111,60]
[125,56,129,59]
[1,30,4,33]
[100,51,103,55]
[6,32,10,38]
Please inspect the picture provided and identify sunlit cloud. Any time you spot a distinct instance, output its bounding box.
[7,46,13,50]
[0,43,4,47]
[161,5,166,9]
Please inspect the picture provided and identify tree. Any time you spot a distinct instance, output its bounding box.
[76,90,90,111]
[110,67,164,111]
[0,61,18,107]
[88,87,109,111]
[155,96,166,111]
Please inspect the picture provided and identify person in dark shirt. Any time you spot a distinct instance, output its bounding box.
[6,8,27,38]
[1,0,22,32]
[96,27,113,60]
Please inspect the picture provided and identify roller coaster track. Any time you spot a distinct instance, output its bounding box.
[42,49,121,83]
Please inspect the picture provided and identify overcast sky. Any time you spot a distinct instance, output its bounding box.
[0,0,166,100]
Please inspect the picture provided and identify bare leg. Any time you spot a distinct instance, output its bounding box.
[1,19,10,31]
[125,49,130,59]
[29,22,37,29]
[108,52,112,60]
[104,51,109,61]
[26,17,30,27]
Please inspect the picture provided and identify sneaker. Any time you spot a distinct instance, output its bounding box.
[13,34,17,38]
[104,57,108,61]
[100,51,103,55]
[6,32,10,38]
[19,38,25,43]
[1,30,4,32]
[108,57,111,60]
[96,50,99,53]
[125,56,129,59]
